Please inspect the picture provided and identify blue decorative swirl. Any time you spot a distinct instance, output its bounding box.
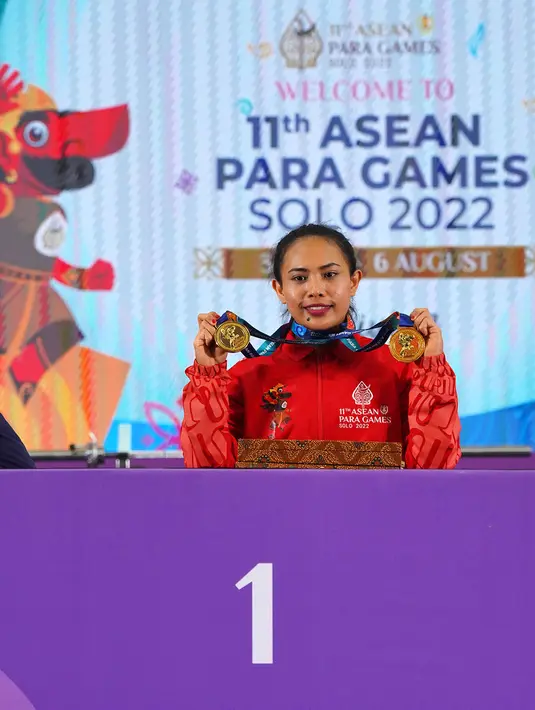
[468,23,485,57]
[293,323,308,338]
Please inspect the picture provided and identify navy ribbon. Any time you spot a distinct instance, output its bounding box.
[216,311,415,359]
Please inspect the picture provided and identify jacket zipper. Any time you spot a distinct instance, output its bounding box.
[316,351,323,438]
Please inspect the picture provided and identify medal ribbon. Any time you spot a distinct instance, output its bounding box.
[216,311,414,358]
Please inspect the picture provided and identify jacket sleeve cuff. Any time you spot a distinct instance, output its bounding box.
[193,360,228,377]
[414,353,455,374]
[185,360,229,385]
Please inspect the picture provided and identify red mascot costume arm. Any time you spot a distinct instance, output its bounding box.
[52,257,115,291]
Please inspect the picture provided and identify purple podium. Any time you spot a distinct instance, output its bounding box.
[0,468,534,710]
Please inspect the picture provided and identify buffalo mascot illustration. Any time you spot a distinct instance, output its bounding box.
[0,64,130,450]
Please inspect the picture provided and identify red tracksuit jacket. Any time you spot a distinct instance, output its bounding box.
[181,333,461,469]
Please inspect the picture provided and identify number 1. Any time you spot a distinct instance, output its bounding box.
[235,563,273,664]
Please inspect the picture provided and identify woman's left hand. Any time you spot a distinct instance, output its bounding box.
[410,308,443,357]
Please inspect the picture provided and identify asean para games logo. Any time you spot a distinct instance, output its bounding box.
[352,381,373,406]
[280,10,323,68]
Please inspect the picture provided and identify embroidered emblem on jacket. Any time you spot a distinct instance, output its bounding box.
[261,382,292,438]
[352,381,373,406]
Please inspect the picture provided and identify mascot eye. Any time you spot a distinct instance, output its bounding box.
[22,120,50,148]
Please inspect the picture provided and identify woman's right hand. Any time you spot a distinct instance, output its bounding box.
[194,312,228,367]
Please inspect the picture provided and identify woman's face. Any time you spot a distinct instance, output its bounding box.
[272,236,361,330]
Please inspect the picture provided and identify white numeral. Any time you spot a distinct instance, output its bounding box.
[236,563,273,664]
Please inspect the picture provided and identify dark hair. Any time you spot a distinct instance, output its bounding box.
[271,223,359,284]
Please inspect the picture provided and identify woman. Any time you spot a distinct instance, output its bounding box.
[181,224,461,469]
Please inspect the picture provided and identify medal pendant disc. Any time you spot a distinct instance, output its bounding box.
[389,327,426,363]
[215,321,251,353]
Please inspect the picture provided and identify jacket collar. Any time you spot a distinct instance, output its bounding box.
[272,329,368,363]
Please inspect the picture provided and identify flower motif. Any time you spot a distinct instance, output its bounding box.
[143,399,182,450]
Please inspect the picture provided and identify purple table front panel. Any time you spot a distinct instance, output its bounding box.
[0,469,534,710]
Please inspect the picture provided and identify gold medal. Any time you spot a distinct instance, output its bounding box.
[214,320,251,353]
[389,327,426,363]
